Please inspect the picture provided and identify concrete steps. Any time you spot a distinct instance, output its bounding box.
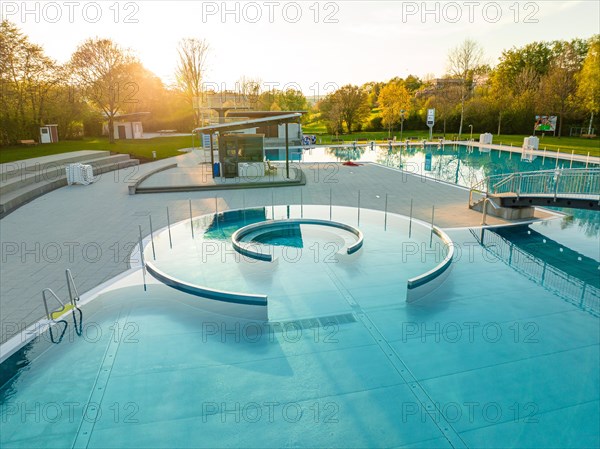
[0,151,110,182]
[1,154,134,195]
[470,196,535,220]
[1,152,139,217]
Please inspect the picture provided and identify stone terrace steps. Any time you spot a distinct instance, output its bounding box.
[0,150,111,181]
[0,152,139,217]
[1,154,135,195]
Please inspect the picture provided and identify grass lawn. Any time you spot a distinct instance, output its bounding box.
[493,134,599,157]
[1,132,597,164]
[0,135,194,164]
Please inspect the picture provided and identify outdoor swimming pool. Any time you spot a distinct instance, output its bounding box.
[270,144,598,190]
[1,201,598,448]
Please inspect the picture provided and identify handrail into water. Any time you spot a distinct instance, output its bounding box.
[66,268,80,304]
[481,197,501,225]
[469,168,600,208]
[42,288,68,322]
[41,270,83,342]
[471,228,599,317]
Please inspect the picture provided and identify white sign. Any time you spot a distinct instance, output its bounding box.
[202,133,211,150]
[426,109,435,127]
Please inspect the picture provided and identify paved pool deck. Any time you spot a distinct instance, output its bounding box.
[0,152,556,344]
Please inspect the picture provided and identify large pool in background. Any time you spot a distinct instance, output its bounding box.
[268,144,598,190]
[1,202,598,448]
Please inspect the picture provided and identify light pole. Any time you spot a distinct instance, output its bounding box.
[469,124,473,141]
[400,109,405,141]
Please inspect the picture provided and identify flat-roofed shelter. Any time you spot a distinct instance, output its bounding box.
[193,112,302,179]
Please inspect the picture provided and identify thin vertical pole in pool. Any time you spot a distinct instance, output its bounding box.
[138,225,146,291]
[300,189,304,218]
[214,196,220,230]
[570,150,574,168]
[357,190,361,225]
[384,193,388,231]
[586,152,590,168]
[329,187,333,221]
[148,215,156,260]
[242,191,246,223]
[166,207,173,249]
[408,198,413,238]
[399,143,402,168]
[543,148,546,164]
[429,205,435,248]
[555,149,560,168]
[271,189,275,219]
[189,199,194,239]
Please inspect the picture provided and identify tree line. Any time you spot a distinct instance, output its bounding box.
[1,20,598,145]
[317,36,599,139]
[0,20,307,145]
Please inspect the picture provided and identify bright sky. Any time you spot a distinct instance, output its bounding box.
[5,0,600,94]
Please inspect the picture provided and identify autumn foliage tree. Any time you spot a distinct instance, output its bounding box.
[70,38,137,143]
[378,82,411,137]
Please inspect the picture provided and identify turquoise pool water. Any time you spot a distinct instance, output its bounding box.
[269,144,597,189]
[1,205,598,448]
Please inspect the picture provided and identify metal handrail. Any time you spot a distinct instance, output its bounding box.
[42,270,81,322]
[474,228,599,317]
[66,269,80,304]
[469,168,600,208]
[42,288,68,322]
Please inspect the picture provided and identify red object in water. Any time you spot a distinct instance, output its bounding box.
[343,161,361,166]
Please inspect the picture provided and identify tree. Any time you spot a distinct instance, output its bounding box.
[70,38,137,143]
[403,75,423,93]
[538,41,587,137]
[334,85,370,133]
[318,93,344,137]
[237,76,262,109]
[494,41,553,96]
[427,82,462,136]
[0,20,62,144]
[259,88,308,111]
[277,88,308,111]
[175,38,209,126]
[577,35,600,134]
[378,82,411,137]
[447,39,484,137]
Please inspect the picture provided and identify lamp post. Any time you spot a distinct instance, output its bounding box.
[400,109,405,141]
[469,124,473,141]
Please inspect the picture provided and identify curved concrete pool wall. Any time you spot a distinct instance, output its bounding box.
[231,218,364,262]
[406,226,454,302]
[141,206,453,318]
[145,258,268,321]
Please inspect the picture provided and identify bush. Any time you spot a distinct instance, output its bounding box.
[365,116,383,131]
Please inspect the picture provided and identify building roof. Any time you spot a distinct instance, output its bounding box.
[226,111,307,118]
[104,112,151,120]
[193,113,302,134]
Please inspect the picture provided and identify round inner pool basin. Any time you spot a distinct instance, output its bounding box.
[232,219,364,262]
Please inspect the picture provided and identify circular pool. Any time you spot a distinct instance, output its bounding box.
[142,205,453,321]
[232,219,364,262]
